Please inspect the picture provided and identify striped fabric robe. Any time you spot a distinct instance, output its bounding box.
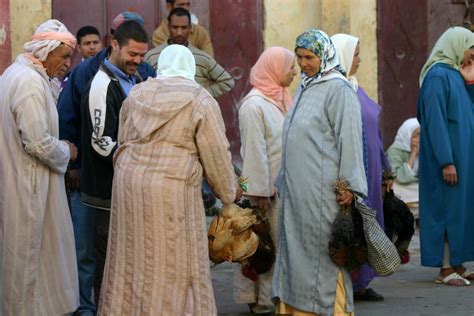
[98,77,236,316]
[0,55,79,316]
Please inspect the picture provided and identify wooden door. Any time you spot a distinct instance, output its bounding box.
[210,0,264,163]
[377,0,467,147]
[53,0,107,67]
[427,0,469,48]
[0,0,11,74]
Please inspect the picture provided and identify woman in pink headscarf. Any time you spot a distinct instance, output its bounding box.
[233,46,296,314]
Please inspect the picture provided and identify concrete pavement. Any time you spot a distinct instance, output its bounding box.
[211,228,474,316]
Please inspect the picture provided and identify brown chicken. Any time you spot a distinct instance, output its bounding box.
[208,203,260,263]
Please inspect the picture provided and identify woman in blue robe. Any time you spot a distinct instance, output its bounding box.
[417,26,474,286]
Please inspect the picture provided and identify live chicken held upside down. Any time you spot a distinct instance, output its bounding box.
[208,203,260,263]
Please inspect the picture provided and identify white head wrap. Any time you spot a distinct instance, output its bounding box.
[394,118,420,152]
[23,19,76,62]
[331,33,360,91]
[157,45,196,81]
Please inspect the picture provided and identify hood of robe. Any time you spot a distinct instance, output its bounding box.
[122,76,204,140]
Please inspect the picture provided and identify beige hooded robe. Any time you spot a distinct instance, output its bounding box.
[98,76,236,316]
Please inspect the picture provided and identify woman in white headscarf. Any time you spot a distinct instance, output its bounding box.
[99,45,237,316]
[0,19,79,315]
[332,33,391,302]
[386,118,420,217]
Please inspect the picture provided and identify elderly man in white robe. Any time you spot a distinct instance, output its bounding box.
[0,19,79,315]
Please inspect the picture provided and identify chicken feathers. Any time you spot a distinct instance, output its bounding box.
[208,203,260,264]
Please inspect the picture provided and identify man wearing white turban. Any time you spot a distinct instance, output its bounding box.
[0,19,80,315]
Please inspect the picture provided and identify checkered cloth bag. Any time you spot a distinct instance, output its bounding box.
[354,196,401,276]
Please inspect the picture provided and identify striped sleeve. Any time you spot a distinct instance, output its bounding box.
[197,56,235,98]
[87,70,117,159]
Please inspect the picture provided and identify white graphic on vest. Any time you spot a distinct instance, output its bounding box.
[92,108,116,156]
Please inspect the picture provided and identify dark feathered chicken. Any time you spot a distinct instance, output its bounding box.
[383,188,415,264]
[328,180,367,272]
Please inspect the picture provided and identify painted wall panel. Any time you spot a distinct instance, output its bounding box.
[377,0,467,147]
[210,0,264,163]
[53,0,106,67]
[263,0,320,94]
[0,0,11,73]
[10,0,51,60]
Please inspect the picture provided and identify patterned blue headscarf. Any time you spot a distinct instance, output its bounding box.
[295,29,345,87]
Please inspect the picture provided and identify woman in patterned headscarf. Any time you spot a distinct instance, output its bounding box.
[271,29,367,316]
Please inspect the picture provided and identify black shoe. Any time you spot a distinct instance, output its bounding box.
[354,288,384,301]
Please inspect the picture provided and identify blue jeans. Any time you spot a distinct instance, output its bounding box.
[70,191,96,315]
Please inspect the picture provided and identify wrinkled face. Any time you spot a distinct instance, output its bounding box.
[168,15,191,45]
[349,43,361,76]
[172,0,191,10]
[462,47,474,66]
[411,127,420,142]
[77,34,102,59]
[109,39,148,75]
[43,43,73,78]
[281,63,297,87]
[296,47,321,77]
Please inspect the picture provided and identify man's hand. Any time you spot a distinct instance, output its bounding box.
[64,141,78,162]
[336,190,353,206]
[442,164,457,185]
[410,136,419,156]
[66,169,81,191]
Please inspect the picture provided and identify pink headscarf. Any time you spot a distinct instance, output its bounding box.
[23,19,76,63]
[32,31,76,49]
[250,46,295,113]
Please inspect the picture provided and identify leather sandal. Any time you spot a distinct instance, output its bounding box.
[435,272,471,286]
[460,269,474,281]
